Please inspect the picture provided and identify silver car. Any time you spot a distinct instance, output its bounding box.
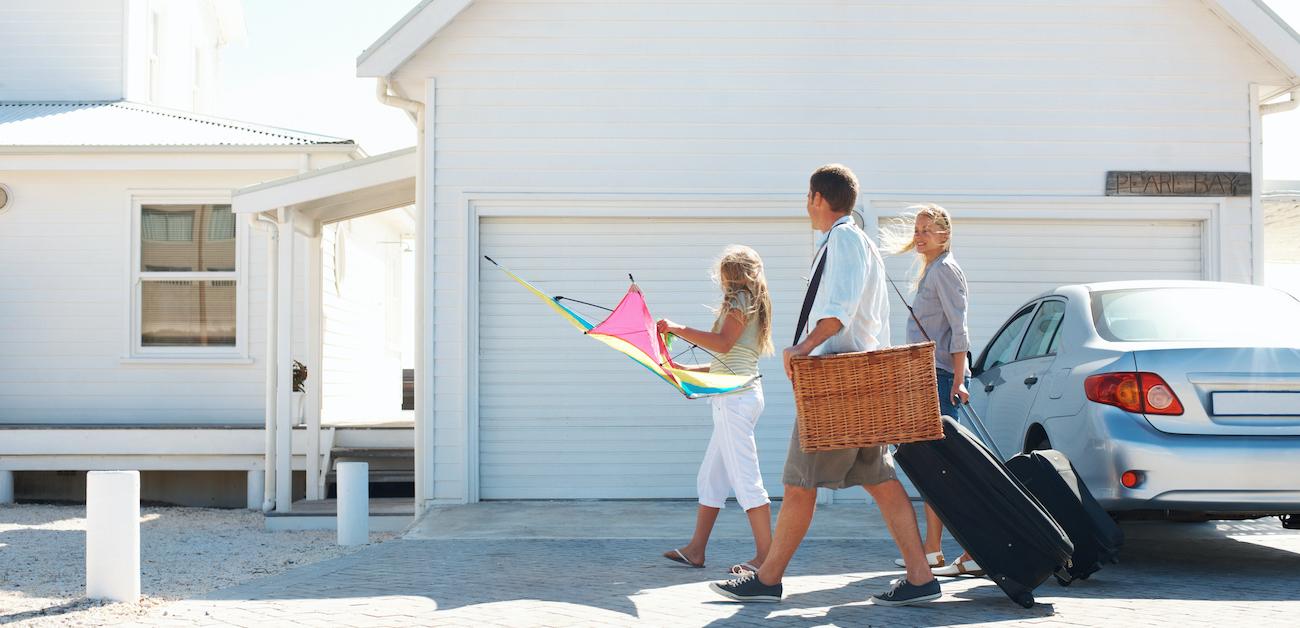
[969,280,1300,522]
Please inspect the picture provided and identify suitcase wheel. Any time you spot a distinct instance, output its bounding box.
[1016,593,1035,609]
[1055,574,1072,587]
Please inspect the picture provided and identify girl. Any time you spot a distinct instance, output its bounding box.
[657,245,774,575]
[883,204,980,577]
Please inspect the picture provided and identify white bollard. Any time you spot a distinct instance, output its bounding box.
[336,461,369,546]
[86,471,140,602]
[0,470,14,504]
[246,469,264,510]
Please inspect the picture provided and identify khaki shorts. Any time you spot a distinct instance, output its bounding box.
[781,422,897,490]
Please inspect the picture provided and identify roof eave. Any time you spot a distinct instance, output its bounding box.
[1206,0,1300,91]
[356,0,474,78]
[0,143,360,154]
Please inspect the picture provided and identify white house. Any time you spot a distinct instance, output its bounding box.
[266,0,1298,513]
[0,0,415,516]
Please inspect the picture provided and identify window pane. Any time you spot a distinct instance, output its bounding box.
[141,204,235,272]
[1017,300,1067,360]
[983,306,1035,370]
[141,280,236,347]
[1092,287,1300,345]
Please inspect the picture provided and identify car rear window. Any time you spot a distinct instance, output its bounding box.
[1091,287,1300,344]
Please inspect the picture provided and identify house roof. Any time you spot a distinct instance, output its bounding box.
[357,0,1300,89]
[0,101,355,148]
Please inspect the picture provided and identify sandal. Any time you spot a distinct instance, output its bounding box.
[729,562,759,575]
[931,558,985,578]
[893,551,945,569]
[663,548,704,568]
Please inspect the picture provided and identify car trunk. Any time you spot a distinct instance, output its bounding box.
[1133,347,1300,436]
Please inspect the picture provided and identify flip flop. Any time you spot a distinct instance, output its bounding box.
[663,548,704,568]
[729,562,759,575]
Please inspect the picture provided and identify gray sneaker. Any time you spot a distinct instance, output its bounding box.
[869,577,941,607]
[709,571,783,603]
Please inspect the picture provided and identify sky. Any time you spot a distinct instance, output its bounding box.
[217,0,419,155]
[217,0,1300,177]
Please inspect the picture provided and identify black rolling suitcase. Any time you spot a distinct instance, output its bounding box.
[1005,449,1123,583]
[895,416,1073,608]
[952,401,1124,584]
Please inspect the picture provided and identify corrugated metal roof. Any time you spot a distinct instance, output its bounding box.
[0,101,353,147]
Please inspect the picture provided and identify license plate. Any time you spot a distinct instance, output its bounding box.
[1212,392,1300,416]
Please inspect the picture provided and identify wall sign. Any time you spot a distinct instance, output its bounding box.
[1106,171,1251,197]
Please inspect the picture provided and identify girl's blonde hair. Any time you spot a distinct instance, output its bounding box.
[879,203,954,287]
[711,245,774,356]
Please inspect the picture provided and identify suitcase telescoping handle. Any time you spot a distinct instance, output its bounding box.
[953,399,1006,461]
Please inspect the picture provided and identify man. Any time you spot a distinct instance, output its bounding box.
[709,164,941,606]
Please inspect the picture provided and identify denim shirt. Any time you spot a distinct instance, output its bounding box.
[905,251,971,376]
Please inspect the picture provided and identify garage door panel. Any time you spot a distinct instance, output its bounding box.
[480,216,803,499]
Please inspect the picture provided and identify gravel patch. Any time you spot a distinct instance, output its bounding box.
[0,504,395,627]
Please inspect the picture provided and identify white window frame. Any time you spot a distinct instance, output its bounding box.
[123,191,250,364]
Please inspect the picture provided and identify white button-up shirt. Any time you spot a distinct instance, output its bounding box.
[803,215,892,357]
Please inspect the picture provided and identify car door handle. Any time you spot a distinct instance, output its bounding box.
[984,383,995,393]
[1024,376,1039,386]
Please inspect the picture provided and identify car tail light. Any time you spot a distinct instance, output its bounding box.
[1121,470,1144,488]
[1085,372,1184,415]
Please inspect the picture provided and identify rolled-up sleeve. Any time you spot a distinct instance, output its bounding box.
[809,229,865,329]
[934,263,971,354]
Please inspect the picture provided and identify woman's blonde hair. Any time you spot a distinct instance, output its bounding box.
[711,245,774,356]
[880,203,954,287]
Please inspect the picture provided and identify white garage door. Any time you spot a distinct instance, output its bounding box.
[478,217,809,499]
[479,215,1203,501]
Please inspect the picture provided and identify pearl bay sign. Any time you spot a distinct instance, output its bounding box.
[1106,171,1251,197]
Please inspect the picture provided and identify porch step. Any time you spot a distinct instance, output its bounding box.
[326,447,414,486]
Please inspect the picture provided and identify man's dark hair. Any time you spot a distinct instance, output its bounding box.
[809,164,859,214]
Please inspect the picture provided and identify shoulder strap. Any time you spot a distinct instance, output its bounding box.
[886,273,932,343]
[792,223,850,345]
[793,252,829,346]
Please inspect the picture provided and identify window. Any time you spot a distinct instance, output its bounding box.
[981,305,1036,371]
[1092,287,1300,345]
[1017,300,1067,360]
[131,201,243,357]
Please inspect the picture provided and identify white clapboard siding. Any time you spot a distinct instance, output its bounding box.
[0,0,124,101]
[0,171,310,425]
[479,217,808,499]
[394,0,1285,501]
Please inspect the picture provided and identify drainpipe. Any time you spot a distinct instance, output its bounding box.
[375,77,429,507]
[1262,88,1300,116]
[250,212,280,512]
[376,78,421,121]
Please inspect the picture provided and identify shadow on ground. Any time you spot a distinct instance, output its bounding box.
[188,517,1300,625]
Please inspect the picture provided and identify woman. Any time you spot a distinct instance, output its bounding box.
[884,203,981,577]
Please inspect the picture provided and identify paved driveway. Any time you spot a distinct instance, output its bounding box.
[144,502,1300,627]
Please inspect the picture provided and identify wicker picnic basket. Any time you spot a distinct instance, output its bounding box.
[790,341,944,452]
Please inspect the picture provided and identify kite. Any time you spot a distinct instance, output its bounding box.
[484,256,759,399]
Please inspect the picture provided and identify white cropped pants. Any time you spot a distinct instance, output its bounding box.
[697,383,770,511]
